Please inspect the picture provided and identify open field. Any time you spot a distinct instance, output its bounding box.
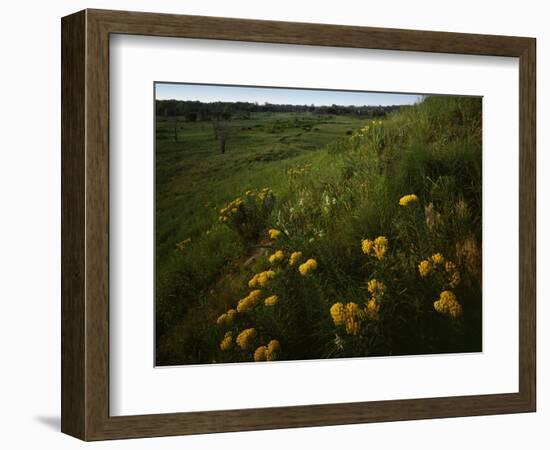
[156,112,364,264]
[155,96,482,366]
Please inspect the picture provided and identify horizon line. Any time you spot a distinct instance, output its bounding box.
[155,98,414,108]
[154,82,425,107]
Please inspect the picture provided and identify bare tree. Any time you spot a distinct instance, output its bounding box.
[212,119,232,154]
[172,117,179,142]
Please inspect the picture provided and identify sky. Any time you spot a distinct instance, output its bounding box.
[155,83,422,107]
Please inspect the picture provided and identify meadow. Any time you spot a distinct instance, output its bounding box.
[155,95,482,366]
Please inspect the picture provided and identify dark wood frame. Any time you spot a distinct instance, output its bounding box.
[61,8,536,441]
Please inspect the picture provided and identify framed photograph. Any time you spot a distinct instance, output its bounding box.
[61,9,536,440]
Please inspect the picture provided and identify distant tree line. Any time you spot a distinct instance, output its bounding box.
[155,99,406,121]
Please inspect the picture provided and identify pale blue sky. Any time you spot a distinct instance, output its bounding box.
[155,83,422,107]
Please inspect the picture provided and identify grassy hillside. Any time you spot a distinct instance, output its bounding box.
[155,96,482,365]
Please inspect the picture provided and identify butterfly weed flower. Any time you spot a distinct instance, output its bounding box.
[373,236,388,260]
[445,261,461,288]
[248,275,257,288]
[399,194,419,206]
[418,260,432,277]
[250,290,262,300]
[219,331,233,351]
[254,346,267,362]
[264,295,279,307]
[263,270,277,285]
[419,254,460,288]
[330,303,346,326]
[249,270,276,288]
[344,303,361,335]
[237,290,262,313]
[258,187,272,201]
[330,302,363,334]
[298,258,318,276]
[289,251,303,266]
[269,250,285,264]
[365,298,380,319]
[216,308,237,326]
[362,237,388,260]
[431,253,445,266]
[361,239,374,255]
[266,340,281,361]
[367,278,386,298]
[236,328,257,350]
[218,196,245,222]
[226,309,237,321]
[433,290,463,318]
[268,229,281,239]
[365,279,385,320]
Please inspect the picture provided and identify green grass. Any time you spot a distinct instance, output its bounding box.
[155,97,482,366]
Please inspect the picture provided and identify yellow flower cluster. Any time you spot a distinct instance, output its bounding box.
[287,164,311,177]
[249,270,276,288]
[236,328,257,350]
[399,194,419,206]
[344,303,361,335]
[330,302,362,335]
[361,236,388,261]
[366,278,386,319]
[330,303,346,326]
[257,187,272,201]
[237,290,262,313]
[418,253,461,288]
[367,278,386,298]
[218,188,274,223]
[289,251,302,266]
[264,295,279,307]
[253,345,267,361]
[365,297,380,318]
[373,237,388,260]
[352,124,370,139]
[418,260,432,277]
[361,239,373,255]
[268,228,281,239]
[445,261,461,288]
[266,339,281,360]
[418,253,444,277]
[253,339,281,362]
[218,197,243,222]
[219,331,233,351]
[431,253,445,265]
[268,250,285,264]
[298,258,318,276]
[330,278,386,332]
[433,290,463,318]
[216,308,237,326]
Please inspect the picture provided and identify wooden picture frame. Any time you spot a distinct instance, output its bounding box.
[61,8,536,441]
